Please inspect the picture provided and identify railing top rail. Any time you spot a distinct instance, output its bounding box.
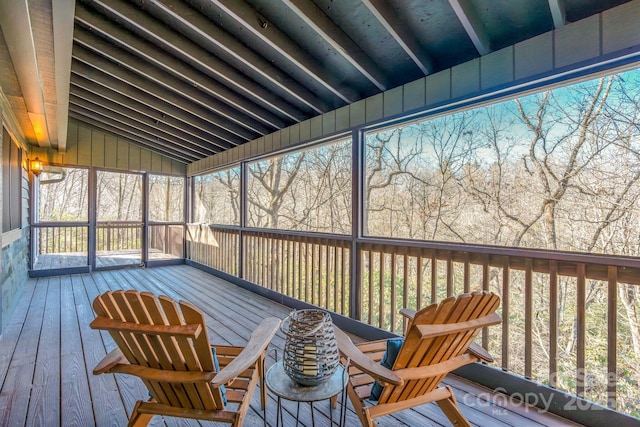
[358,236,640,270]
[32,222,89,227]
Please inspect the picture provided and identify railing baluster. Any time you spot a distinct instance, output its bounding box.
[607,266,618,409]
[333,245,338,313]
[549,260,558,387]
[446,257,453,298]
[324,243,330,309]
[416,255,423,310]
[403,253,409,319]
[482,255,490,350]
[430,255,437,304]
[525,258,533,379]
[501,258,510,371]
[576,263,586,397]
[368,249,374,325]
[341,246,347,316]
[463,253,470,293]
[377,251,384,329]
[390,252,397,332]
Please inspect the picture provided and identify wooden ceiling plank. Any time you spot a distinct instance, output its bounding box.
[548,0,567,28]
[360,0,435,75]
[68,113,198,164]
[71,60,243,145]
[70,86,227,153]
[447,0,492,55]
[68,105,206,162]
[75,3,297,128]
[281,0,389,91]
[71,46,255,144]
[89,0,323,117]
[69,96,214,158]
[70,74,232,151]
[73,27,267,139]
[210,0,356,104]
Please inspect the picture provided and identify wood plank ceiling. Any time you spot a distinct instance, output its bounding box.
[63,0,632,163]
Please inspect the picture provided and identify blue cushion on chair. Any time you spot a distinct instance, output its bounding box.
[370,337,404,401]
[212,347,228,405]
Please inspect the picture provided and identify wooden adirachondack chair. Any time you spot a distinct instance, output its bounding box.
[335,291,501,427]
[89,290,281,427]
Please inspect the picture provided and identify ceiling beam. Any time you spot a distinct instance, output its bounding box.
[71,52,249,145]
[69,95,215,158]
[208,0,356,104]
[447,0,491,55]
[88,0,324,118]
[277,0,389,91]
[73,27,266,138]
[75,3,298,128]
[70,74,232,151]
[0,0,51,146]
[68,113,197,164]
[360,0,435,75]
[548,0,567,28]
[52,0,75,152]
[70,86,226,153]
[68,105,204,162]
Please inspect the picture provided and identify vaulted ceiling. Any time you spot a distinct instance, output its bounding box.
[0,0,632,164]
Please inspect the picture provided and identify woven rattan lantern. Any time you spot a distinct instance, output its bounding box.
[280,309,340,386]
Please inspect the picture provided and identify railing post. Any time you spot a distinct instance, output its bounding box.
[350,128,363,321]
[239,162,247,279]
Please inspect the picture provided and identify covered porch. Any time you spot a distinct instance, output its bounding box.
[1,0,640,425]
[0,264,577,426]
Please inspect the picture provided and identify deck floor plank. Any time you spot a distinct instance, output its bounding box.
[26,276,61,427]
[76,273,130,427]
[2,273,49,426]
[0,265,585,427]
[60,275,96,426]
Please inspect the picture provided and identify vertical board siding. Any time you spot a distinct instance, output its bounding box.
[555,15,601,68]
[49,121,186,174]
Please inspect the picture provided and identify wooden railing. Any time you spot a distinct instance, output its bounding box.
[149,224,184,258]
[242,230,351,317]
[35,225,88,254]
[186,226,640,414]
[96,224,142,251]
[186,224,240,276]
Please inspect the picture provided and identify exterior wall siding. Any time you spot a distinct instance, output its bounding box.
[1,227,29,331]
[31,119,187,175]
[187,1,640,176]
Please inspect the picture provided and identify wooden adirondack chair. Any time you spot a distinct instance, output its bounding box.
[335,291,501,427]
[89,290,281,427]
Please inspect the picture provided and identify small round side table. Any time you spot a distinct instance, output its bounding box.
[265,360,348,427]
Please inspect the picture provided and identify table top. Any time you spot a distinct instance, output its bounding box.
[265,361,347,402]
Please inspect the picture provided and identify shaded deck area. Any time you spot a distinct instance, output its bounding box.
[0,265,580,426]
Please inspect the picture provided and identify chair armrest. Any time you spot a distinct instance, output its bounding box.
[334,326,403,387]
[467,342,494,363]
[211,317,281,387]
[399,308,416,321]
[93,348,127,375]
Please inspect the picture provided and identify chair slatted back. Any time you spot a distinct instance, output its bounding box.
[379,291,500,404]
[92,290,225,410]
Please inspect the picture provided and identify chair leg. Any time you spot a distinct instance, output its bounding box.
[436,386,471,427]
[346,383,375,427]
[127,401,153,427]
[258,354,267,410]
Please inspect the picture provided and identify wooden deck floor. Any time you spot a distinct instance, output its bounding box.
[0,265,581,426]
